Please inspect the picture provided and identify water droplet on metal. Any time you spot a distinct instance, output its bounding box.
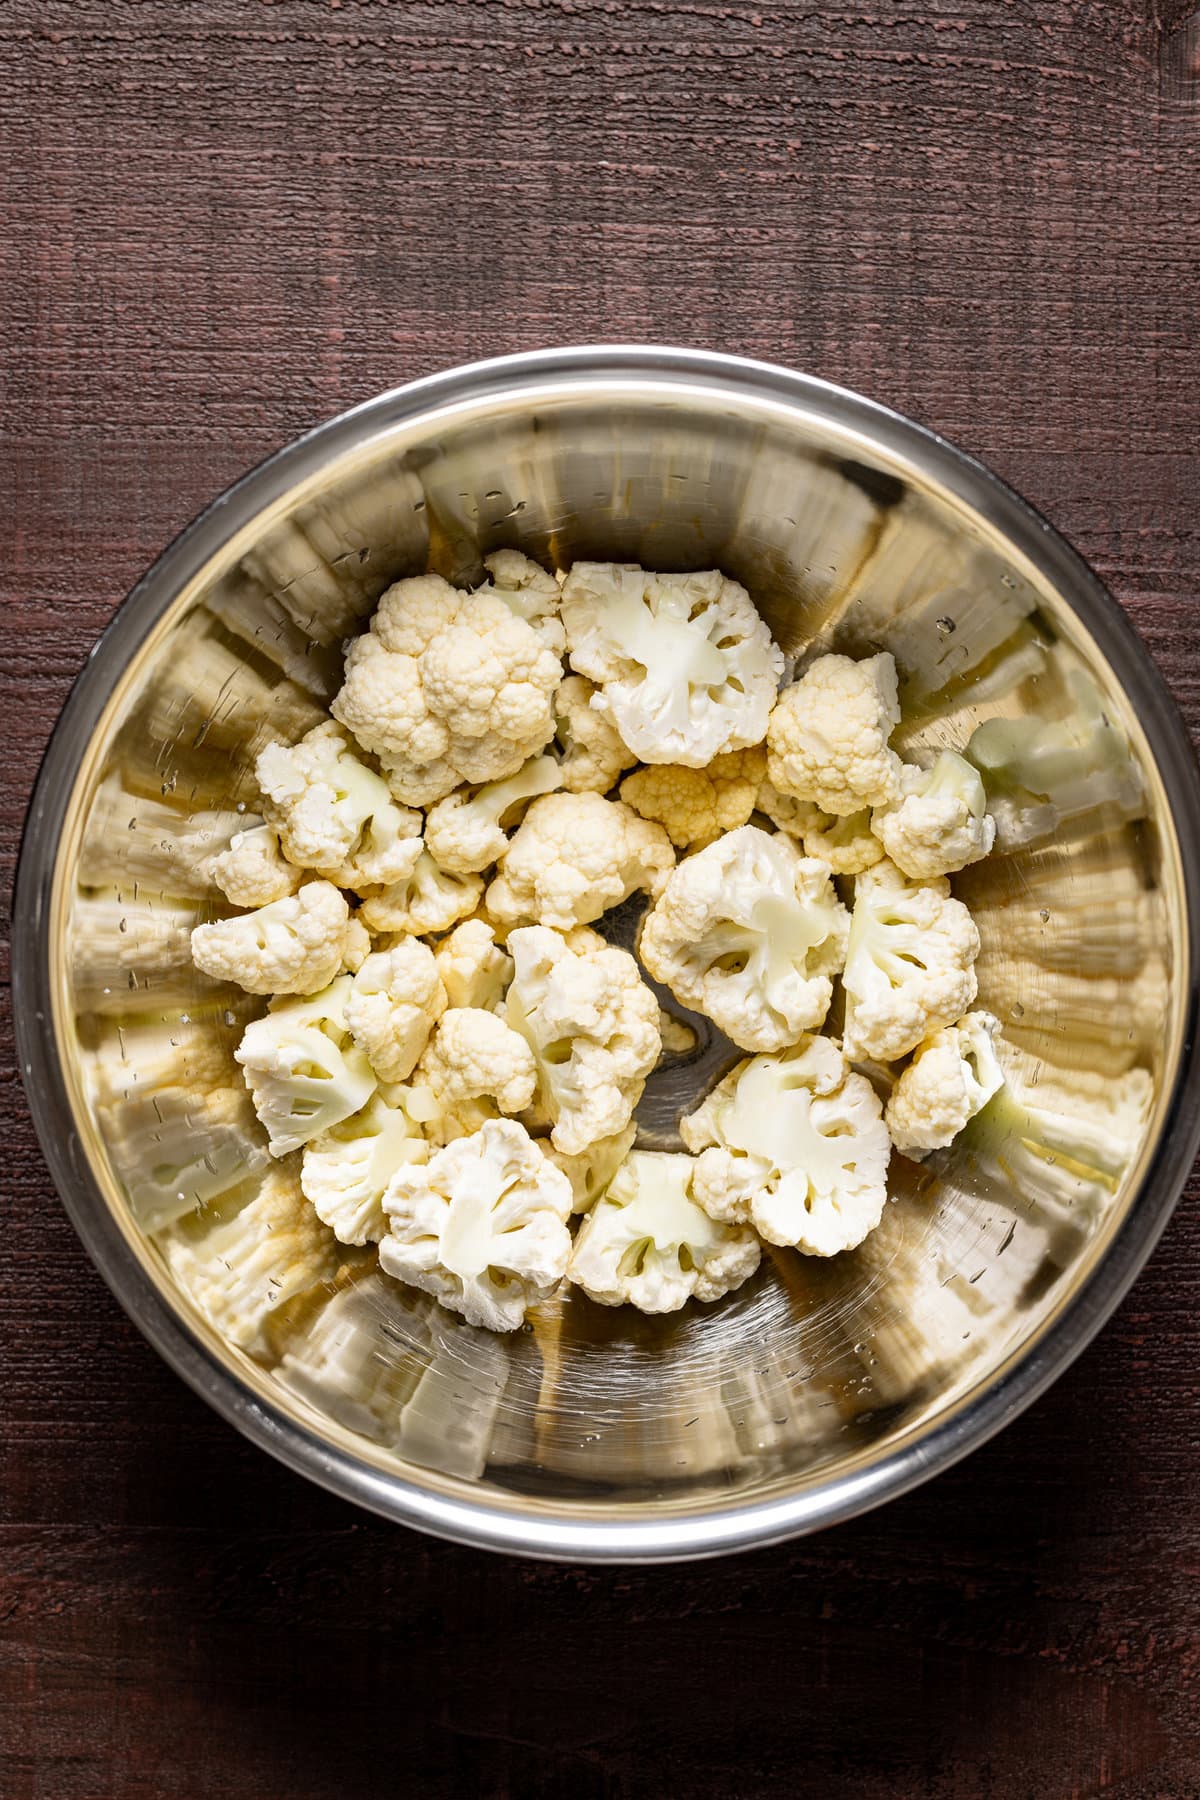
[235,801,247,815]
[1039,908,1050,922]
[223,1010,237,1028]
[935,616,956,634]
[1011,1002,1025,1019]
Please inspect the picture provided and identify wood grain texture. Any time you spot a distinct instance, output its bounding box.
[2,1,1199,1795]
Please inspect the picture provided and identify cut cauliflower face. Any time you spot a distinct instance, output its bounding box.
[758,780,883,876]
[235,975,378,1155]
[256,721,423,892]
[414,1007,538,1142]
[423,754,563,876]
[208,822,303,908]
[504,925,661,1155]
[346,943,447,1083]
[767,652,903,816]
[380,1117,573,1331]
[885,1011,1004,1158]
[560,564,784,768]
[841,858,980,1063]
[333,575,561,805]
[486,792,674,932]
[552,673,638,795]
[543,1124,637,1214]
[567,1150,761,1313]
[358,851,483,937]
[681,1036,892,1255]
[301,1085,429,1245]
[873,749,996,879]
[620,746,766,849]
[639,825,849,1053]
[433,917,513,1012]
[482,549,566,655]
[191,880,355,996]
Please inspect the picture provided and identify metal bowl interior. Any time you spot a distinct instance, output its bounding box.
[14,348,1200,1561]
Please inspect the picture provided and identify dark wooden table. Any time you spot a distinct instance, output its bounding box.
[4,3,1200,1795]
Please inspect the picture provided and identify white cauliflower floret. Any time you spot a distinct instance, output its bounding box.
[767,652,903,815]
[301,1085,429,1245]
[885,1011,1004,1158]
[423,755,563,875]
[346,943,447,1083]
[341,917,372,974]
[235,975,378,1155]
[560,563,784,767]
[190,880,355,996]
[415,1007,538,1141]
[483,549,566,655]
[380,1117,573,1331]
[758,780,882,876]
[681,1036,892,1255]
[552,673,638,794]
[542,1124,637,1214]
[486,792,674,931]
[208,822,303,908]
[842,858,980,1063]
[873,749,996,879]
[620,746,766,849]
[256,720,423,891]
[567,1150,761,1314]
[504,925,661,1155]
[358,851,483,936]
[639,825,849,1052]
[433,917,513,1011]
[333,574,561,805]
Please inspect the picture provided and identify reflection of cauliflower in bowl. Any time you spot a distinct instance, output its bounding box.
[15,349,1200,1561]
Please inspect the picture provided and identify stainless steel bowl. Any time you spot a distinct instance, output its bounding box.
[15,347,1200,1562]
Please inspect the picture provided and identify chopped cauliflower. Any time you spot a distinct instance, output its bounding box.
[504,924,661,1155]
[346,942,447,1083]
[433,917,513,1011]
[482,549,566,655]
[560,563,784,767]
[885,1011,1005,1158]
[567,1150,761,1313]
[552,673,638,794]
[301,1085,429,1245]
[423,754,563,875]
[542,1124,637,1214]
[256,720,423,891]
[208,822,303,908]
[767,652,903,815]
[681,1035,892,1255]
[842,858,980,1063]
[341,916,372,974]
[332,574,561,805]
[358,851,483,937]
[235,975,378,1155]
[191,880,355,996]
[639,825,849,1052]
[873,749,996,879]
[380,1117,573,1331]
[415,1007,538,1141]
[486,792,674,932]
[758,780,883,876]
[620,746,766,849]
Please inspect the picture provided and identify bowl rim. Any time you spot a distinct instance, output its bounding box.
[14,343,1200,1563]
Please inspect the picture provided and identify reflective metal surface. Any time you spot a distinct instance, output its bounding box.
[14,348,1200,1562]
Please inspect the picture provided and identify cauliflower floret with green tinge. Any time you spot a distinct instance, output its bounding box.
[842,858,980,1063]
[423,755,563,875]
[208,822,304,908]
[235,975,378,1155]
[358,851,483,937]
[561,564,784,767]
[346,943,447,1083]
[332,575,561,805]
[758,779,882,875]
[542,1124,637,1215]
[552,673,638,795]
[482,549,566,655]
[873,749,996,879]
[433,917,513,1012]
[190,880,355,997]
[767,652,903,816]
[256,721,423,891]
[486,792,674,932]
[567,1151,761,1314]
[380,1117,573,1331]
[301,1085,430,1245]
[414,1007,538,1142]
[639,825,849,1053]
[885,1011,1005,1158]
[620,746,766,849]
[681,1035,892,1255]
[504,925,661,1155]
